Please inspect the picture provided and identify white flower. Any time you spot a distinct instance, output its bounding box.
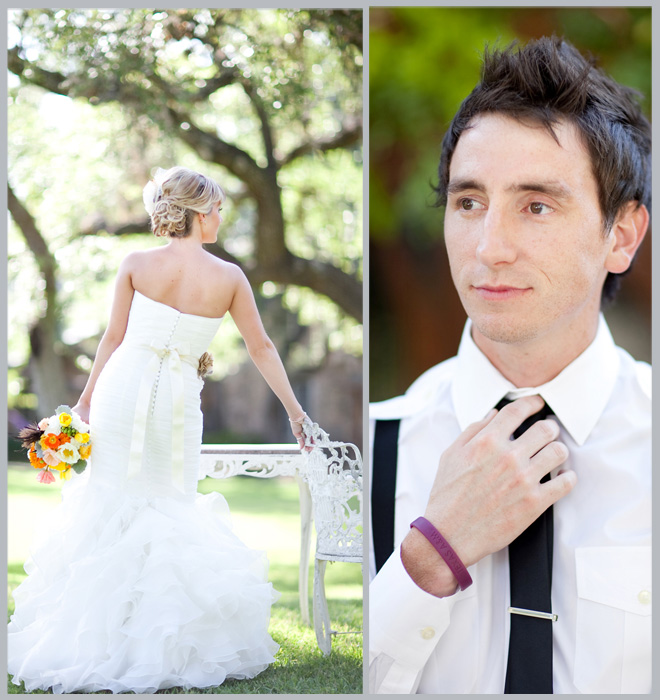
[46,415,61,434]
[56,442,80,465]
[70,412,88,433]
[142,167,169,215]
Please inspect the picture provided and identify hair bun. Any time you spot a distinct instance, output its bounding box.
[152,199,190,238]
[145,166,225,238]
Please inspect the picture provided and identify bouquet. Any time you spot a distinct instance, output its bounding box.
[18,405,91,484]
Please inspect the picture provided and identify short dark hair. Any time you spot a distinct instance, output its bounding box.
[435,36,651,303]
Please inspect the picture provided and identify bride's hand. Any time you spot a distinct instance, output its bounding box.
[72,401,90,425]
[289,412,313,453]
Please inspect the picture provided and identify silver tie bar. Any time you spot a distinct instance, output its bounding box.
[508,606,558,622]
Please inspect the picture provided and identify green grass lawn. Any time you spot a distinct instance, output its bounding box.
[7,464,363,694]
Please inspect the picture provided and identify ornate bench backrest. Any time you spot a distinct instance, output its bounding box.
[303,421,363,563]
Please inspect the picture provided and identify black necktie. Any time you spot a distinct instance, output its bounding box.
[496,397,555,694]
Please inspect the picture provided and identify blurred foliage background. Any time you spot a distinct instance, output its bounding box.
[370,6,651,401]
[8,8,363,449]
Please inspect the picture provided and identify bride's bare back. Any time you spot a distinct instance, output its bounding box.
[128,245,238,319]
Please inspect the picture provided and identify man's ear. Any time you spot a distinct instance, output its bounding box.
[605,202,649,275]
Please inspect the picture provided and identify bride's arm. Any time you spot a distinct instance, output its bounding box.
[72,257,136,423]
[228,270,306,443]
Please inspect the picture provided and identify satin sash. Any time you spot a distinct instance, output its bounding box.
[127,339,199,493]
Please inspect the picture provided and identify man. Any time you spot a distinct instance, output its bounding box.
[369,37,651,694]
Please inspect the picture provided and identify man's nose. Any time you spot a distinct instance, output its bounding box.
[475,207,517,266]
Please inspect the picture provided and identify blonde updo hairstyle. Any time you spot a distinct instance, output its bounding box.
[150,167,225,238]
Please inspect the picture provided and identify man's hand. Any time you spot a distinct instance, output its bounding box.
[401,395,576,597]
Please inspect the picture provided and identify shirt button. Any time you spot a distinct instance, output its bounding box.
[420,626,435,640]
[638,589,651,605]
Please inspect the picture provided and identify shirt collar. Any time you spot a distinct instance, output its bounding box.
[451,314,620,445]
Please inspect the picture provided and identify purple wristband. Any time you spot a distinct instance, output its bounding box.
[410,516,473,591]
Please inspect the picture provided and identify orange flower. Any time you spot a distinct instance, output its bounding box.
[40,433,70,451]
[79,444,92,460]
[40,433,61,450]
[28,445,47,469]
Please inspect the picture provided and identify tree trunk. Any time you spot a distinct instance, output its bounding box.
[8,185,70,414]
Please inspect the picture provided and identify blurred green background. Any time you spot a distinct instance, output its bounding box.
[370,7,652,401]
[8,9,363,449]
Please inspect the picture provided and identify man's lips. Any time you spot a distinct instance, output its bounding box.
[472,284,532,300]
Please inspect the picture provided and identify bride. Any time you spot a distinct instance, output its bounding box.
[8,166,310,694]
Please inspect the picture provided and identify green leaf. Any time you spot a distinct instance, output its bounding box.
[72,459,87,475]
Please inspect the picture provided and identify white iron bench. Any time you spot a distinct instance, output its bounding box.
[199,430,363,655]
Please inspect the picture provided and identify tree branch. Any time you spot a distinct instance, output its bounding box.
[8,46,69,96]
[307,9,363,53]
[74,214,247,271]
[148,66,239,105]
[8,184,57,286]
[280,118,362,166]
[169,107,287,265]
[195,71,239,100]
[206,246,361,320]
[9,45,127,104]
[240,79,277,171]
[167,106,268,195]
[247,253,362,322]
[78,216,151,237]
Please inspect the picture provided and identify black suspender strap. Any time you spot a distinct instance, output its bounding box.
[371,419,400,573]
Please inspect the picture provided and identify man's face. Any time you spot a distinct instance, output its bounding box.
[444,113,615,353]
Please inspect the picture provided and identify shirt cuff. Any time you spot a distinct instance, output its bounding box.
[369,545,456,674]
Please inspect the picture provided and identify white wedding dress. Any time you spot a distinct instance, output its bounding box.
[8,291,279,694]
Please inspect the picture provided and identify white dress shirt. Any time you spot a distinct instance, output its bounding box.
[369,316,651,694]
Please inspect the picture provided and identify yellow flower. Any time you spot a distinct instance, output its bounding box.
[59,468,73,480]
[79,444,92,459]
[51,461,69,472]
[59,413,72,427]
[75,432,90,443]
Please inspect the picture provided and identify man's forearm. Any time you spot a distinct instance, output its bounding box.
[400,527,460,597]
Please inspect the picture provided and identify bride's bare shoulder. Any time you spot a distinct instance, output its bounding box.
[120,248,160,268]
[204,253,244,282]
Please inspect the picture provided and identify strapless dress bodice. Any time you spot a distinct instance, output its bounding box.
[124,291,223,357]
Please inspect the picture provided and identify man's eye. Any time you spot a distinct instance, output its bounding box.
[528,201,552,215]
[459,198,484,211]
